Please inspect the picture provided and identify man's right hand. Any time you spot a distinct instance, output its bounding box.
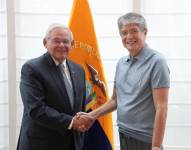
[72,112,95,132]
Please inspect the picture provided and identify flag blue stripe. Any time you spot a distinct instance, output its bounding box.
[83,120,113,150]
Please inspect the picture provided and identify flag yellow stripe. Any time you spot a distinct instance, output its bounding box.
[68,0,114,148]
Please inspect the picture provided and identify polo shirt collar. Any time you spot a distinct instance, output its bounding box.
[126,43,153,62]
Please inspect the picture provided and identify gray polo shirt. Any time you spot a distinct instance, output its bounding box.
[114,44,170,143]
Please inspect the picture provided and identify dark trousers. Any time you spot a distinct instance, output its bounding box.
[119,132,152,150]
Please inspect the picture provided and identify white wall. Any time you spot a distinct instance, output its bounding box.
[0,0,8,149]
[1,0,191,150]
[141,0,191,149]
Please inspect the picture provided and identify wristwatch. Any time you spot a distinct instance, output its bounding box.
[152,147,161,150]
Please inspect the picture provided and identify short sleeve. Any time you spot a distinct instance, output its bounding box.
[151,56,170,89]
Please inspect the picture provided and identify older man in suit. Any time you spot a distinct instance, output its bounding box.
[17,24,94,150]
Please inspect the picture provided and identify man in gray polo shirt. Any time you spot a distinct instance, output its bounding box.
[77,12,170,150]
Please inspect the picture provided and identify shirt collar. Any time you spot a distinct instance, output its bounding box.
[51,56,67,67]
[126,43,151,62]
[126,55,131,62]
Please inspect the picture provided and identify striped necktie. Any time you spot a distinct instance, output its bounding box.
[58,64,74,109]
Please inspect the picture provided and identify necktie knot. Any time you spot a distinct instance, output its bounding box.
[58,63,65,70]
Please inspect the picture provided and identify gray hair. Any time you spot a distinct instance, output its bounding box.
[117,12,147,31]
[45,23,73,40]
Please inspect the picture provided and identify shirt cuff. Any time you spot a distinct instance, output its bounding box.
[68,118,74,130]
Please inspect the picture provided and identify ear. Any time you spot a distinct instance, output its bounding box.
[43,38,47,48]
[144,28,148,36]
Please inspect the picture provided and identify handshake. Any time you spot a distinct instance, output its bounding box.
[72,112,96,132]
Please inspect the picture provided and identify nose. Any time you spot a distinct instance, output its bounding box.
[122,33,133,40]
[58,42,65,47]
[127,32,135,38]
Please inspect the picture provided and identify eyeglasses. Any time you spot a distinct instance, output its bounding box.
[120,28,140,37]
[47,38,71,45]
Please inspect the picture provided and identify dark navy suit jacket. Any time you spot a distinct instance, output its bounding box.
[17,52,86,150]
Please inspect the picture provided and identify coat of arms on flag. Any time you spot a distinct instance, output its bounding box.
[68,0,114,149]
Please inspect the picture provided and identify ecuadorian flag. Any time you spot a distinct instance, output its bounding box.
[68,0,114,149]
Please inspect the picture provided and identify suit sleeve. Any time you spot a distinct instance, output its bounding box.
[20,62,73,135]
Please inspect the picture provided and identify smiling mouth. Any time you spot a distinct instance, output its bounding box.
[57,49,68,53]
[127,40,136,44]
